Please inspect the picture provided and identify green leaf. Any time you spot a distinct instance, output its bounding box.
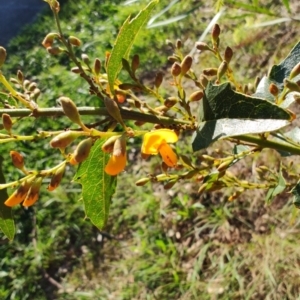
[73,140,117,229]
[268,41,300,90]
[0,156,15,240]
[107,0,158,93]
[192,82,292,151]
[265,166,286,203]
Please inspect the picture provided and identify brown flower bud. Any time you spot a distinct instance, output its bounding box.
[203,68,218,77]
[164,97,178,108]
[50,131,82,149]
[103,97,125,126]
[154,72,163,89]
[189,90,204,102]
[93,58,101,75]
[199,74,209,88]
[180,55,193,76]
[217,61,228,82]
[68,36,81,47]
[168,55,179,63]
[47,46,63,55]
[48,164,66,191]
[10,151,24,170]
[224,46,233,64]
[0,46,7,67]
[171,62,181,77]
[164,179,177,190]
[59,97,82,126]
[30,88,41,101]
[71,67,81,74]
[211,24,221,42]
[176,39,182,49]
[101,135,120,153]
[131,54,140,73]
[196,42,210,52]
[23,177,43,207]
[72,137,94,164]
[81,53,90,66]
[2,113,13,133]
[290,62,300,80]
[28,82,37,92]
[17,70,24,83]
[23,79,30,89]
[42,32,58,48]
[269,83,279,96]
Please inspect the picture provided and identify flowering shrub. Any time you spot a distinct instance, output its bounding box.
[0,0,300,240]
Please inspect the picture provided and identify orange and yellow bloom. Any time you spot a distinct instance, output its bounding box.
[141,129,178,167]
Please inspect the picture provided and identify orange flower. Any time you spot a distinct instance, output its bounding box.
[104,135,127,176]
[141,129,178,167]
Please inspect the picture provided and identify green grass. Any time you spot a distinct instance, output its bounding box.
[1,0,300,299]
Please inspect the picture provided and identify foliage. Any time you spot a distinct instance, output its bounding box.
[0,0,300,299]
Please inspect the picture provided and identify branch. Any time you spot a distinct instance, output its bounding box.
[0,107,193,126]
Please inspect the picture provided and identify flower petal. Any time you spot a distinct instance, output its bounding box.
[158,142,177,167]
[105,153,126,176]
[142,129,178,155]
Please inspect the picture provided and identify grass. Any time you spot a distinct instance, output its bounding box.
[1,0,300,299]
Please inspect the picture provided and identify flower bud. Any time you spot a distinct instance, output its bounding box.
[2,113,13,133]
[93,58,101,75]
[59,97,82,126]
[42,32,58,48]
[101,135,120,153]
[154,72,163,89]
[290,62,300,80]
[112,135,126,157]
[115,90,126,104]
[164,179,177,190]
[171,62,181,77]
[180,55,193,76]
[47,46,63,55]
[50,131,82,149]
[28,82,37,92]
[196,42,210,52]
[71,67,81,74]
[0,46,7,67]
[48,164,66,191]
[168,55,179,63]
[269,83,279,97]
[224,46,233,64]
[135,177,150,186]
[131,54,140,73]
[164,97,178,108]
[176,39,182,49]
[199,74,209,88]
[103,97,125,126]
[217,61,228,82]
[10,150,24,170]
[81,53,90,66]
[284,78,300,92]
[17,70,24,83]
[51,0,60,13]
[30,88,41,101]
[23,177,43,207]
[68,36,81,47]
[189,90,204,102]
[5,178,34,207]
[203,68,218,77]
[211,24,221,42]
[72,138,94,164]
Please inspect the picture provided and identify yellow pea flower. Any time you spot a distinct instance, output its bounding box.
[141,129,178,167]
[104,135,127,176]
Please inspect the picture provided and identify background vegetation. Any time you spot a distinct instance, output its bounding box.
[1,0,300,299]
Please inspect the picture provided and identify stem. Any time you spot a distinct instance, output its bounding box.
[0,107,192,126]
[234,134,300,155]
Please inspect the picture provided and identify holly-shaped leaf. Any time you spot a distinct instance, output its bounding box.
[74,140,117,229]
[192,82,293,151]
[269,41,300,90]
[107,0,158,93]
[0,156,15,240]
